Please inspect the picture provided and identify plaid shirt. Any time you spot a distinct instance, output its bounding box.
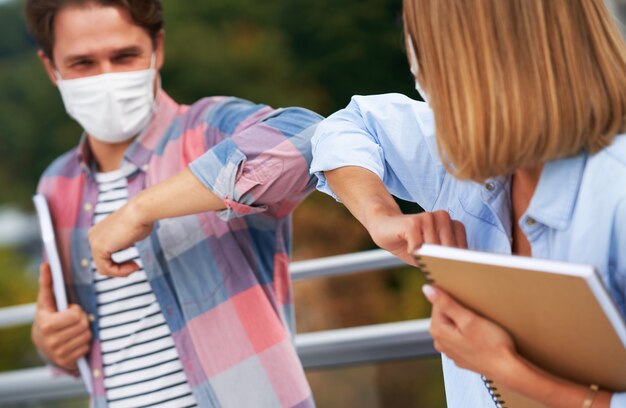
[37,91,322,407]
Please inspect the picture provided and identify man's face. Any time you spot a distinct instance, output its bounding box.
[39,4,164,82]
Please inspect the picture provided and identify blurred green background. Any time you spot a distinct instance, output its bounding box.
[0,0,444,406]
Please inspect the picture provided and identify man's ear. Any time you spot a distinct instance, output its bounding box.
[155,30,165,71]
[38,50,58,86]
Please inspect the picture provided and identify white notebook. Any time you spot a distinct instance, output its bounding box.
[33,194,93,394]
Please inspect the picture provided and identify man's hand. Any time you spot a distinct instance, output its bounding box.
[31,263,92,371]
[88,168,226,277]
[88,197,152,277]
[366,210,467,265]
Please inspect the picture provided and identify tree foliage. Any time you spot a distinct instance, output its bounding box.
[0,0,417,207]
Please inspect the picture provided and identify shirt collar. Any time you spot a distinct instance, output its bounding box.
[525,151,588,231]
[76,91,180,176]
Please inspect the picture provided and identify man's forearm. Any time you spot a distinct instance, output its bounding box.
[130,167,226,224]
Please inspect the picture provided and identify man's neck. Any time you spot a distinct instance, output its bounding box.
[87,136,135,173]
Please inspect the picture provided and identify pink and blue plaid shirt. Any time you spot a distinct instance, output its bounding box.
[37,91,322,407]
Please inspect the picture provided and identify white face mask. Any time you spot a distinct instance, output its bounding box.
[406,39,429,103]
[55,55,157,144]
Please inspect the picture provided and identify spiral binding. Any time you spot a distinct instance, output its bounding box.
[414,255,434,284]
[481,376,508,408]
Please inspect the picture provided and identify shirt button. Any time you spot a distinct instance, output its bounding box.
[88,314,96,323]
[526,217,536,226]
[142,164,150,172]
[81,258,89,268]
[484,181,496,192]
[92,368,101,379]
[84,203,93,212]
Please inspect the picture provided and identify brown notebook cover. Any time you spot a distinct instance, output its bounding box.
[414,244,626,408]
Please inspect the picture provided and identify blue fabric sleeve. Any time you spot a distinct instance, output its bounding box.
[611,392,626,408]
[310,93,446,210]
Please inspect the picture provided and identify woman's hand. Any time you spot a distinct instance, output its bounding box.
[422,284,517,380]
[324,167,467,265]
[366,210,467,265]
[422,285,615,407]
[88,196,152,277]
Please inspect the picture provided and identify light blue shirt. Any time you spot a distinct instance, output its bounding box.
[310,93,626,408]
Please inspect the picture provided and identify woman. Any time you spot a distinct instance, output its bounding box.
[310,1,626,407]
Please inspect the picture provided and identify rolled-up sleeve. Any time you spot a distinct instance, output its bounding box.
[611,392,626,408]
[310,96,387,201]
[310,93,445,209]
[189,102,323,221]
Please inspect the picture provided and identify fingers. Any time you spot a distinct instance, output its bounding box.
[434,210,459,247]
[419,213,438,245]
[59,343,90,371]
[32,303,92,369]
[423,285,466,356]
[94,257,140,278]
[52,326,91,371]
[37,263,57,312]
[407,210,467,251]
[88,214,145,278]
[423,285,476,332]
[370,210,467,266]
[36,304,85,335]
[54,324,92,364]
[453,221,468,249]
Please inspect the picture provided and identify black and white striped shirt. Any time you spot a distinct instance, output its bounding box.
[93,168,197,408]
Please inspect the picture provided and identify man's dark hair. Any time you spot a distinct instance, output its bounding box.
[24,0,163,60]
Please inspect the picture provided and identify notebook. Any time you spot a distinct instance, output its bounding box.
[414,244,626,408]
[33,194,93,394]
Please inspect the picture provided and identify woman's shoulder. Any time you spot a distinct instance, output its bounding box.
[588,134,626,187]
[600,133,626,169]
[584,134,626,204]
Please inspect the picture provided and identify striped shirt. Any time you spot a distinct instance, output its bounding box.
[93,168,197,408]
[37,91,322,407]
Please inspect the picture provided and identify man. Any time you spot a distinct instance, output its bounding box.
[26,0,321,406]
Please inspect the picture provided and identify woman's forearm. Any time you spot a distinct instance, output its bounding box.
[500,352,612,408]
[324,166,402,229]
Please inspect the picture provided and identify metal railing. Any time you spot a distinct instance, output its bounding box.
[0,250,437,405]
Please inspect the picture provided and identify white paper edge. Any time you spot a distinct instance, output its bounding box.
[33,194,93,394]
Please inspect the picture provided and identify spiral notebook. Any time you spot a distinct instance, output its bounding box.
[414,244,626,408]
[33,194,93,394]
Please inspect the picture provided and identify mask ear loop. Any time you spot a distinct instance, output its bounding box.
[53,63,65,82]
[148,52,161,114]
[406,38,429,103]
[149,52,157,70]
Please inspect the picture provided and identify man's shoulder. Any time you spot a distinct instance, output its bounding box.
[40,147,81,180]
[179,96,270,133]
[178,95,321,136]
[37,147,82,192]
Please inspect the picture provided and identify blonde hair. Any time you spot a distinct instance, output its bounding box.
[404,0,626,181]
